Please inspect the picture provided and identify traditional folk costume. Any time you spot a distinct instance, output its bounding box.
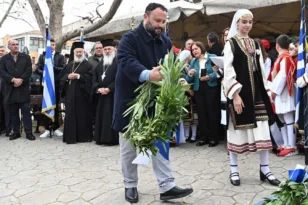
[297,67,308,88]
[268,52,297,156]
[179,50,198,142]
[223,9,280,186]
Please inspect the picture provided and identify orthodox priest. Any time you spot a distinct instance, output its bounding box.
[92,39,118,145]
[60,42,93,144]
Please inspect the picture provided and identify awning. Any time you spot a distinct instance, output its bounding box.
[203,0,300,16]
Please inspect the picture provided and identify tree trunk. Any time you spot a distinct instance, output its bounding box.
[28,0,46,39]
[47,0,64,46]
[28,0,123,52]
[0,0,17,28]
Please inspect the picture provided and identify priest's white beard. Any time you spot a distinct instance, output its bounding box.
[74,54,85,63]
[103,52,115,67]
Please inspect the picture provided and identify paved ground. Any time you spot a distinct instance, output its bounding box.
[0,133,304,205]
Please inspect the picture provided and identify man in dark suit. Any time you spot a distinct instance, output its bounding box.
[113,3,193,203]
[207,32,223,56]
[207,32,225,141]
[0,45,9,136]
[0,39,35,140]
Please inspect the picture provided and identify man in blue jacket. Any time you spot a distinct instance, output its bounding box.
[113,3,193,203]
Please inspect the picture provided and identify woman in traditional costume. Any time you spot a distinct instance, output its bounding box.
[223,9,280,186]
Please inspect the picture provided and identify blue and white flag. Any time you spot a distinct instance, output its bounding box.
[41,25,56,121]
[295,0,306,128]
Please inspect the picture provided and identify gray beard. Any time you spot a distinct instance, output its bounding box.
[103,52,115,67]
[74,54,85,63]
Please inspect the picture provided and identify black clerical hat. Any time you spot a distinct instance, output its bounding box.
[69,41,85,61]
[101,39,114,47]
[72,41,84,49]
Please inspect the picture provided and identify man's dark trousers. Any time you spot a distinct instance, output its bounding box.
[9,103,32,134]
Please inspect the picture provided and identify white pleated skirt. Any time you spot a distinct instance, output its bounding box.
[227,117,273,154]
[274,93,296,114]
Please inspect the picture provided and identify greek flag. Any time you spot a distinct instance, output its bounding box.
[41,26,56,121]
[295,0,306,128]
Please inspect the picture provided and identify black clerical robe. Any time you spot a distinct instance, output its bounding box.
[92,58,118,145]
[60,60,93,144]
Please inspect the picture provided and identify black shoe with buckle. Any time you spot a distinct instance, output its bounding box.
[9,133,21,140]
[230,165,240,186]
[260,165,281,186]
[230,172,241,186]
[125,188,138,203]
[160,186,193,201]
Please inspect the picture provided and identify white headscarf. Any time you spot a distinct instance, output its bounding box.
[178,50,191,62]
[227,9,253,40]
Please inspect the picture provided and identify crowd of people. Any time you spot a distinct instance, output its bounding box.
[1,2,308,203]
[0,38,120,146]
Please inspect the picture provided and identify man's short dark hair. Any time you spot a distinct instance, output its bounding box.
[0,45,5,49]
[207,32,219,44]
[113,40,119,48]
[50,38,55,43]
[145,3,168,16]
[64,54,70,58]
[276,34,290,50]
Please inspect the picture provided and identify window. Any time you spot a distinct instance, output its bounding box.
[15,37,25,51]
[29,37,44,52]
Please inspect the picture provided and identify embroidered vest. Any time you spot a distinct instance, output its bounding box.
[227,37,274,130]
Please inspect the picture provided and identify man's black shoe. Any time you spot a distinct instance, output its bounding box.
[9,133,21,141]
[209,141,219,147]
[196,140,208,146]
[160,186,193,201]
[26,134,36,141]
[125,188,138,203]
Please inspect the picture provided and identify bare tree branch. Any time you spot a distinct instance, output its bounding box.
[77,2,104,25]
[7,14,34,29]
[96,3,104,18]
[56,0,122,50]
[76,15,95,24]
[28,0,46,38]
[0,0,17,28]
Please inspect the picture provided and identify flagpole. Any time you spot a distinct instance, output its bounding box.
[80,26,84,42]
[300,0,308,165]
[130,6,135,30]
[45,16,48,49]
